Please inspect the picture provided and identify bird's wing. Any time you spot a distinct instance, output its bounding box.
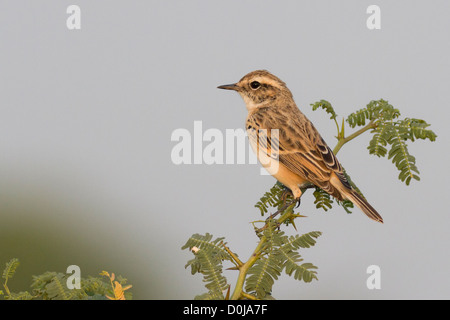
[246,107,351,196]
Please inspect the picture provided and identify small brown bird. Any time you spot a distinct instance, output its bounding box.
[218,70,383,223]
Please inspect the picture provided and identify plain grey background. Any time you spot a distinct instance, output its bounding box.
[0,1,449,299]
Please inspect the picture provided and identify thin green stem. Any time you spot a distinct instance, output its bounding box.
[241,292,258,300]
[222,242,244,267]
[230,236,266,300]
[333,118,340,136]
[2,280,11,299]
[333,120,376,155]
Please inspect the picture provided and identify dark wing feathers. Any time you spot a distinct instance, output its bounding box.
[247,106,352,194]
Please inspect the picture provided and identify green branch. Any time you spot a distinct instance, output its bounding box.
[333,120,376,155]
[230,235,266,300]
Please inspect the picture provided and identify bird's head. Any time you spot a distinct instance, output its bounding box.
[218,70,293,111]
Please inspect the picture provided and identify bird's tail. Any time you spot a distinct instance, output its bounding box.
[346,190,383,223]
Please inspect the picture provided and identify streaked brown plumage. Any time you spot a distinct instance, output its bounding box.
[218,70,383,223]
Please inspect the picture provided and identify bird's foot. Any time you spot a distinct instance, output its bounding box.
[280,186,302,208]
[280,187,293,205]
[295,197,301,208]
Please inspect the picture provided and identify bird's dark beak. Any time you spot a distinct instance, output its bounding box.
[217,83,239,91]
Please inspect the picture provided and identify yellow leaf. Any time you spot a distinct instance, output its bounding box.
[100,270,132,300]
[113,281,125,300]
[122,285,132,291]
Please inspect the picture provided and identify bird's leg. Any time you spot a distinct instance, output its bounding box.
[280,186,294,206]
[276,186,302,217]
[280,188,290,204]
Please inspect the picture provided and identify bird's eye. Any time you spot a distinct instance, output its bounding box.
[250,81,261,90]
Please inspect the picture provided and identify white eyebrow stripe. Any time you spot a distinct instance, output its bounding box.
[250,76,283,90]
